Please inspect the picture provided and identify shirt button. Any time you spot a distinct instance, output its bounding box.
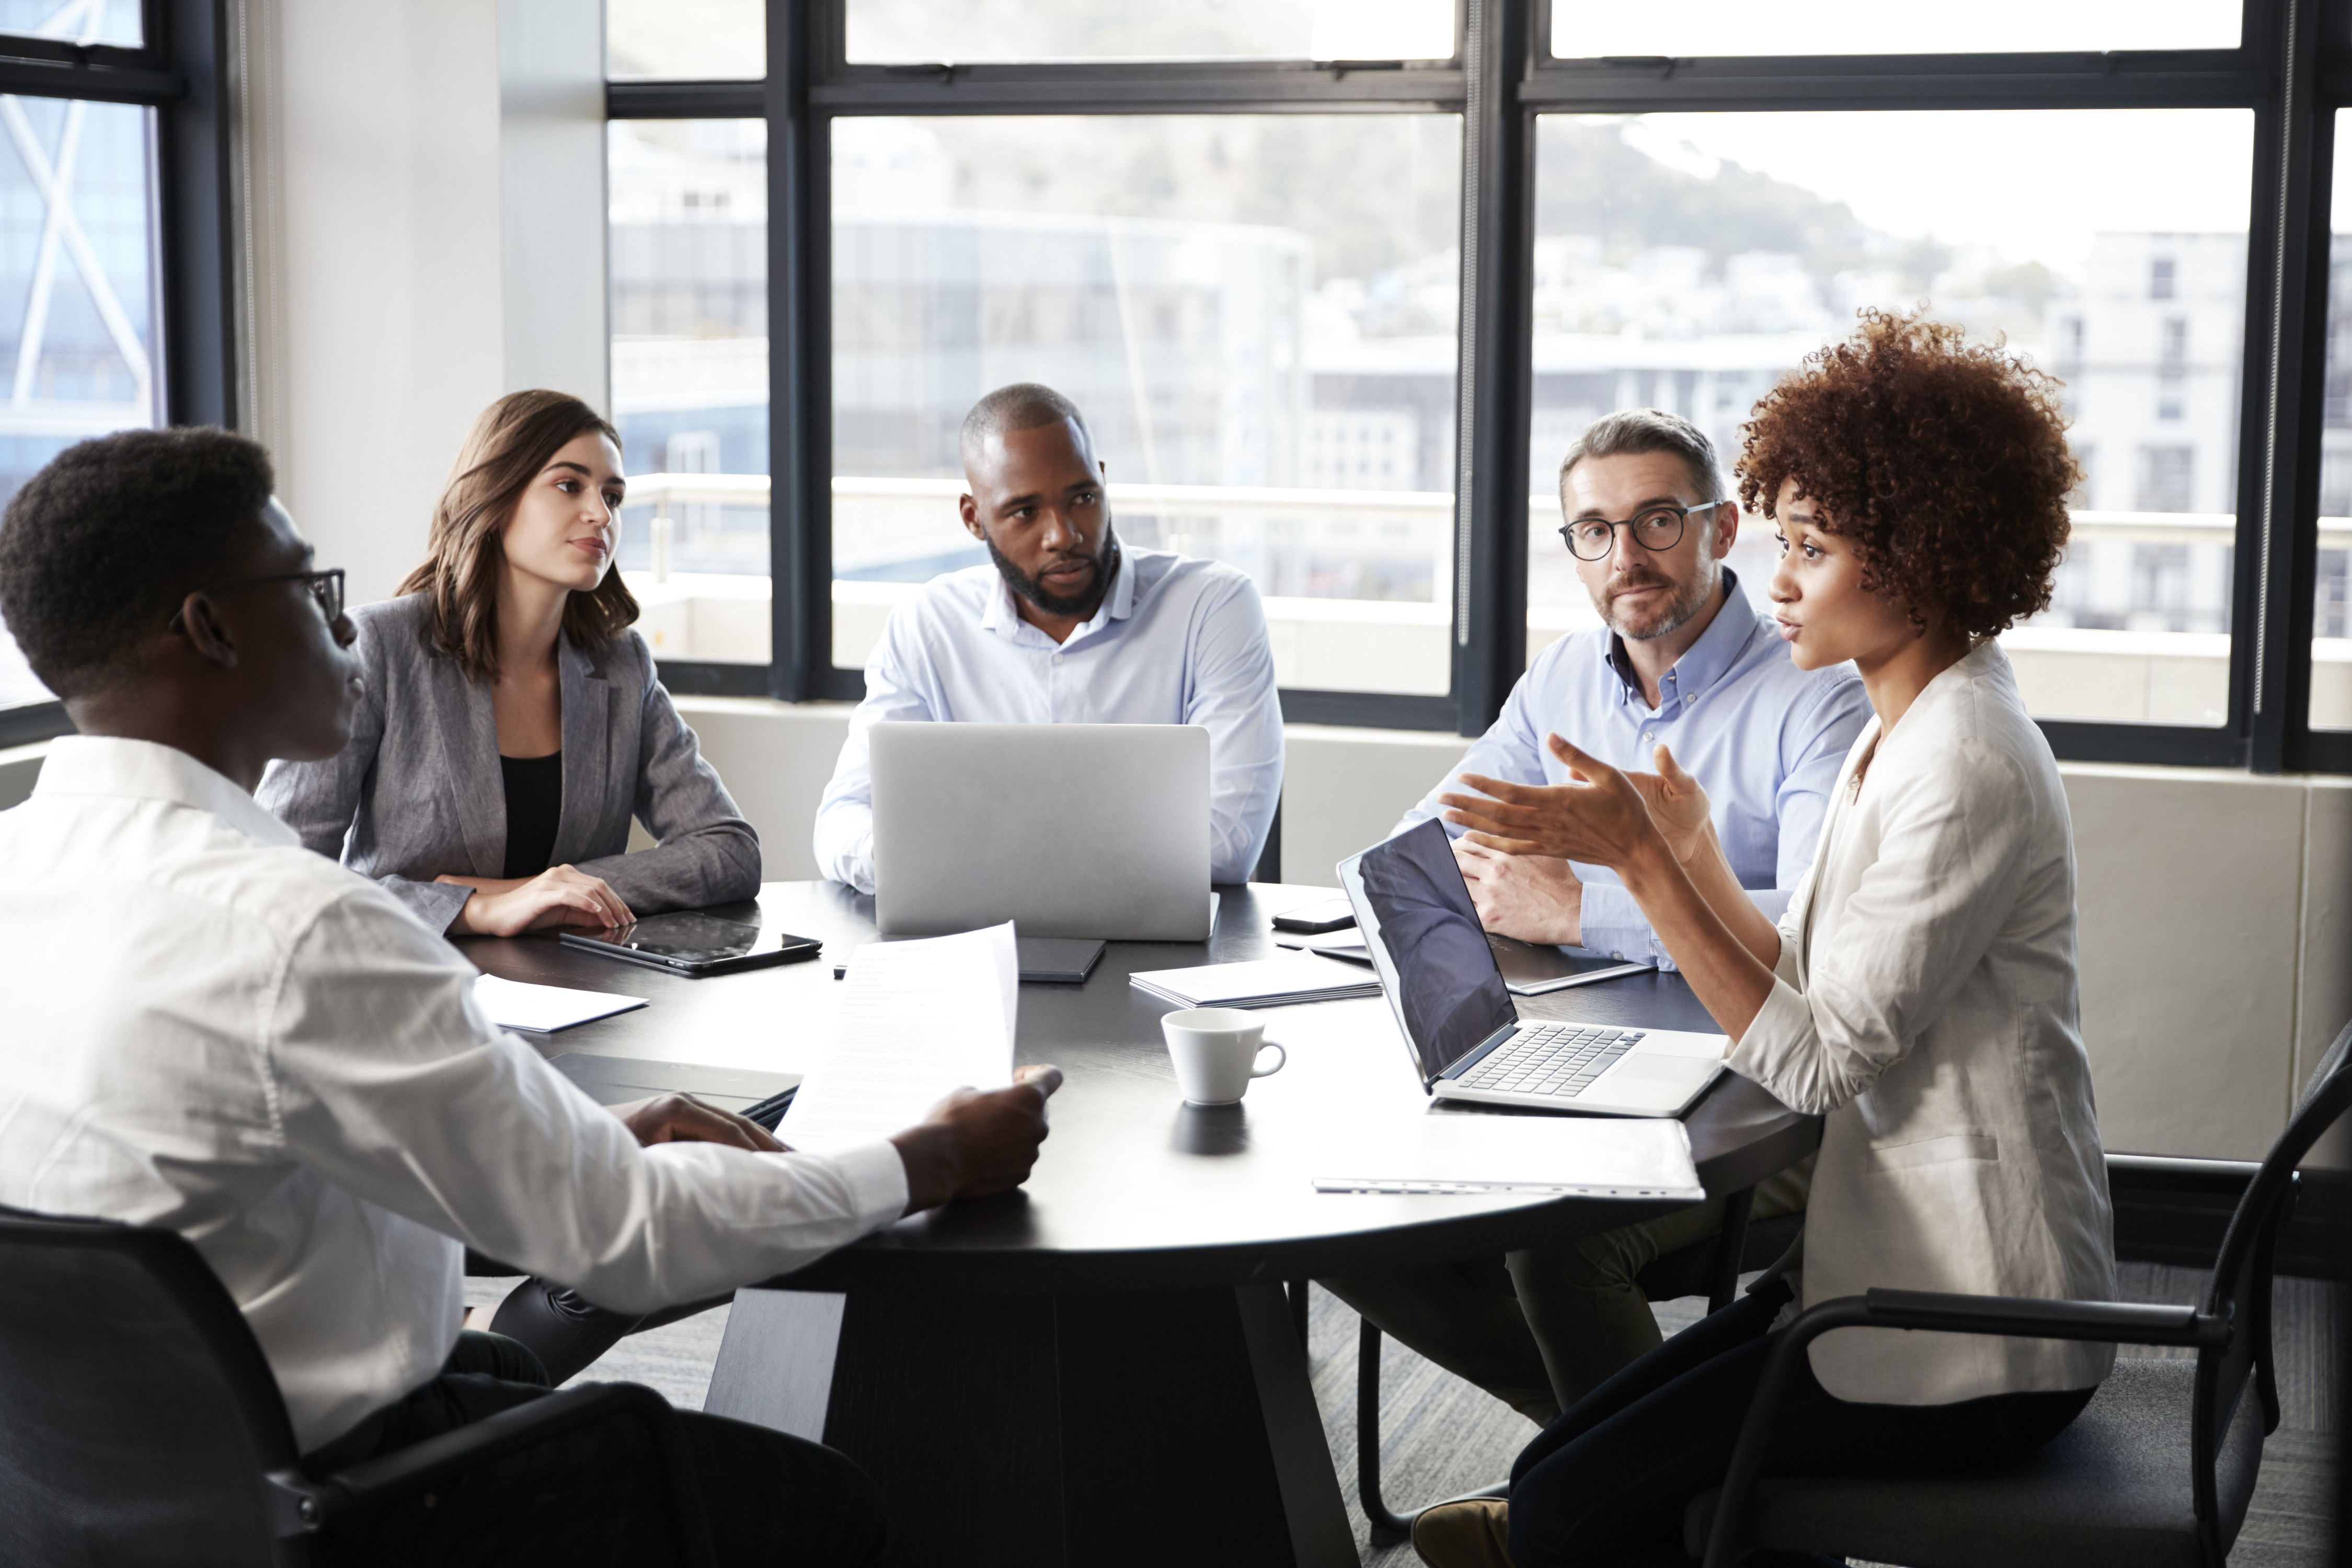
[1611,952,1625,961]
[1052,653,1063,664]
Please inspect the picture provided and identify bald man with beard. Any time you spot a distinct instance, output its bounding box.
[814,383,1284,893]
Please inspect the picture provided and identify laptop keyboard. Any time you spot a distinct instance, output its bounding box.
[1454,1023,1644,1100]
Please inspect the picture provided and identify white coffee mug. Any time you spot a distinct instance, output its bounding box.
[1161,1007,1288,1105]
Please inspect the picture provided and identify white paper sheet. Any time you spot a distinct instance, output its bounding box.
[1128,955,1379,1007]
[778,922,1018,1153]
[472,974,648,1033]
[1311,1113,1703,1200]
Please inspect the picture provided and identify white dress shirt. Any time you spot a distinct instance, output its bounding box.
[814,546,1285,891]
[0,737,908,1454]
[1730,643,2116,1405]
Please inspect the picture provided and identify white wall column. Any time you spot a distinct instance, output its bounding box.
[255,0,507,606]
[499,0,609,412]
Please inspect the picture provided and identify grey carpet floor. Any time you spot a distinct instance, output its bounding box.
[464,1264,2340,1566]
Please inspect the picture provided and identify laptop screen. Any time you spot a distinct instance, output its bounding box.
[1340,820,1518,1084]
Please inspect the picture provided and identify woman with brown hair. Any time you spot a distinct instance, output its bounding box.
[1410,313,2115,1568]
[260,388,759,936]
[260,391,765,1383]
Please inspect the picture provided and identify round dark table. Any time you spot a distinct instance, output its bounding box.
[464,881,1816,1568]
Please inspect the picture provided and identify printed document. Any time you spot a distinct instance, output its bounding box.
[779,922,1018,1153]
[472,974,647,1033]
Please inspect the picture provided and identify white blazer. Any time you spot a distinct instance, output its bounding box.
[1729,640,2116,1405]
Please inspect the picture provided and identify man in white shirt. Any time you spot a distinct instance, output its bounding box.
[813,383,1285,891]
[0,428,1059,1564]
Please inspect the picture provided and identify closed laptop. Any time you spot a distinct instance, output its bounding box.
[870,722,1214,941]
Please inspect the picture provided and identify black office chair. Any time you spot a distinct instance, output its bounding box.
[1686,1015,2352,1568]
[0,1204,719,1567]
[1252,797,1284,884]
[1356,1183,1805,1542]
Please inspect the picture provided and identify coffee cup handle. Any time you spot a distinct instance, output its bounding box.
[1250,1042,1287,1078]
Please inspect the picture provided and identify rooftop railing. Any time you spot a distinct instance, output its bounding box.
[614,476,2352,727]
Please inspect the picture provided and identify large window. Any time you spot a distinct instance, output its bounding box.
[0,8,234,740]
[1525,109,2252,728]
[601,0,2352,772]
[1548,0,2240,57]
[828,113,1461,695]
[843,0,1456,64]
[0,95,160,710]
[606,118,774,673]
[2312,110,2352,735]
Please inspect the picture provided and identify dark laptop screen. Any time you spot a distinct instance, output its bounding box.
[1346,821,1518,1081]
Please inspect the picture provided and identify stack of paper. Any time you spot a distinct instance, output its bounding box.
[472,974,647,1033]
[778,922,1018,1154]
[1312,1113,1702,1200]
[1129,955,1380,1009]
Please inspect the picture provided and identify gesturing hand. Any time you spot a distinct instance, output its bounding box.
[611,1093,785,1154]
[1438,734,1663,872]
[1621,743,1714,866]
[890,1063,1065,1215]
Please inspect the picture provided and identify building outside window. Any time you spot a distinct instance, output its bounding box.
[1520,109,2248,728]
[0,92,162,710]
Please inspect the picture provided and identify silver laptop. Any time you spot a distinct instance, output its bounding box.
[1338,821,1727,1117]
[870,722,1214,941]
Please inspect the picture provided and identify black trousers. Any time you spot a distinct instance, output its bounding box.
[463,1249,729,1386]
[1505,1281,2096,1567]
[322,1332,887,1568]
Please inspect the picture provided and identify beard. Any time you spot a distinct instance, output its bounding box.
[987,525,1120,621]
[1601,561,1718,642]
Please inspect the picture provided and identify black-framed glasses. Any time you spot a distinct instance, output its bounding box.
[167,568,345,632]
[1558,501,1722,562]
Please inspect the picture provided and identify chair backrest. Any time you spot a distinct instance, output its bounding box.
[0,1204,303,1568]
[2187,1016,2352,1552]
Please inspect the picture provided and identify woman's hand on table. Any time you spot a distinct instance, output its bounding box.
[1438,735,1675,877]
[891,1064,1065,1215]
[440,866,634,936]
[610,1093,785,1153]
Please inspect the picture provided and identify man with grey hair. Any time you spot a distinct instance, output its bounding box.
[814,383,1283,891]
[1322,408,1870,1429]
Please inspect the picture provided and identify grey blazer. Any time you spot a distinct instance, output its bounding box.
[258,593,761,933]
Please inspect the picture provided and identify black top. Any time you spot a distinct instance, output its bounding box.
[499,751,563,879]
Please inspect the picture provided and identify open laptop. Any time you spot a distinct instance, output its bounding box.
[870,722,1214,941]
[1338,820,1728,1117]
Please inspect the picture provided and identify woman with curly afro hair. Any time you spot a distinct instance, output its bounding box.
[1416,313,2115,1568]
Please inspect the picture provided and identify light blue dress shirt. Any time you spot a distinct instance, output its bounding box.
[1395,570,1871,970]
[815,546,1286,892]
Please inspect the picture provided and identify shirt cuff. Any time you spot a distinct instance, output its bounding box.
[1726,973,1814,1099]
[1574,881,1665,968]
[825,1138,910,1230]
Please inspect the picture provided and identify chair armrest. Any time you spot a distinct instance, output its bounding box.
[265,1382,717,1568]
[1700,1293,2230,1568]
[1858,1288,2230,1349]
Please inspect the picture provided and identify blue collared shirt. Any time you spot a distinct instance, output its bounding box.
[815,546,1286,892]
[1395,571,1871,969]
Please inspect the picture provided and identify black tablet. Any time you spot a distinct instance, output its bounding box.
[559,910,823,977]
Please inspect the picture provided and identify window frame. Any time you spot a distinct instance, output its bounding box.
[0,0,237,748]
[605,0,2350,771]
